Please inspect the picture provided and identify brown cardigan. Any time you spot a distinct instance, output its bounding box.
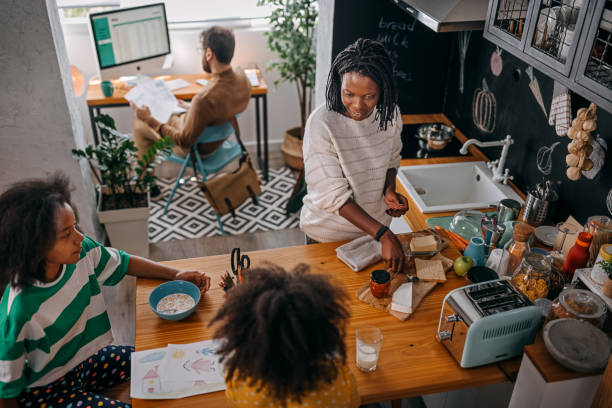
[146,67,251,149]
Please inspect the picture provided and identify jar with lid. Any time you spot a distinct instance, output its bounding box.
[511,252,551,301]
[369,269,391,299]
[590,243,612,285]
[585,215,612,267]
[502,222,534,276]
[545,288,607,329]
[562,232,592,277]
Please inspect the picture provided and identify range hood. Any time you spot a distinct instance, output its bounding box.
[392,0,489,32]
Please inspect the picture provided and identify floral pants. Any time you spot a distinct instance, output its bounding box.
[18,345,133,408]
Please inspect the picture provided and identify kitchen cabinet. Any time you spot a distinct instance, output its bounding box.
[484,0,612,113]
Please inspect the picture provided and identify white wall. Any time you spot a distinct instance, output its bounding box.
[0,0,101,239]
[61,18,302,152]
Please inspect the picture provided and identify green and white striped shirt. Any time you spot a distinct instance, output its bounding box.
[0,236,129,397]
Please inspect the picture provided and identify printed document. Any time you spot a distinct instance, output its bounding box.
[125,76,186,123]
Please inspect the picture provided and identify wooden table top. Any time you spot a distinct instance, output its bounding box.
[134,240,513,407]
[86,70,267,106]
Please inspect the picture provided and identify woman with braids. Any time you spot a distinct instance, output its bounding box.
[0,173,211,408]
[300,38,409,274]
[211,264,359,407]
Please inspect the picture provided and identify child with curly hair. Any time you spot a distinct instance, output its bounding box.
[0,173,211,408]
[210,264,359,407]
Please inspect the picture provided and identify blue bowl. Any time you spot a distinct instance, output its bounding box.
[149,280,201,321]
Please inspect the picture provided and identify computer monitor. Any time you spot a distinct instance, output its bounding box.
[89,3,171,80]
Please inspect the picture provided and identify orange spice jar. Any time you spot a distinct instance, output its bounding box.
[370,270,391,298]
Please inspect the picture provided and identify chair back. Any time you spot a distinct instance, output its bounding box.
[195,121,235,145]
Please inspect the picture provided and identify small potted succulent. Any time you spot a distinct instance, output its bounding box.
[72,114,174,256]
[597,258,612,297]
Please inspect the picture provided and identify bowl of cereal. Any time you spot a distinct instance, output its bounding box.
[149,280,201,321]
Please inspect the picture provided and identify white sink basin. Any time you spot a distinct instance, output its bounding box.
[397,161,524,213]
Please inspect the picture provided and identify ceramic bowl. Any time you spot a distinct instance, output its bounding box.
[149,280,201,321]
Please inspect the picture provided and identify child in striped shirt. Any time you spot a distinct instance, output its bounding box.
[0,174,211,408]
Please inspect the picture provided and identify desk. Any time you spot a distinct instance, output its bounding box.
[134,240,514,407]
[86,71,269,181]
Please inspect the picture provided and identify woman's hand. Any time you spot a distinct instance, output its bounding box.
[174,270,211,295]
[380,230,405,274]
[384,189,409,217]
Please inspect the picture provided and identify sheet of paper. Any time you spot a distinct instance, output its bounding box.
[196,78,209,87]
[164,78,190,91]
[130,339,226,400]
[124,77,184,123]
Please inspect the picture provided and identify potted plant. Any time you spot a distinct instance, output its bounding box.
[72,114,174,257]
[597,259,612,297]
[257,0,317,170]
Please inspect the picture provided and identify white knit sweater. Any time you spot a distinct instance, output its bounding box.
[299,105,402,242]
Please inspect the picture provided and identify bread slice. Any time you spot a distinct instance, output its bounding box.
[415,258,447,282]
[410,235,438,252]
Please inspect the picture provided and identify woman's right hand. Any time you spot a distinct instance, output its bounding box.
[380,230,405,274]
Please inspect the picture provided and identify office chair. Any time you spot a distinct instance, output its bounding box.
[162,119,243,234]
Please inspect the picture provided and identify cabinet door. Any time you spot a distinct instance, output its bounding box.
[574,0,612,100]
[524,0,591,76]
[486,0,536,50]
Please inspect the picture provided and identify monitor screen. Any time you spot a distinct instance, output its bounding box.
[89,3,170,70]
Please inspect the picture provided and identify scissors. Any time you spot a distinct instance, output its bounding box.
[231,247,250,282]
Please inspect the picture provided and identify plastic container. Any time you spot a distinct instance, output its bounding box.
[545,288,607,329]
[590,243,612,285]
[511,252,551,301]
[369,269,391,298]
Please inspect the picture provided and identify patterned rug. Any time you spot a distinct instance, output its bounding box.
[148,167,300,242]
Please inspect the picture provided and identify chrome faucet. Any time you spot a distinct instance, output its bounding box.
[459,134,514,184]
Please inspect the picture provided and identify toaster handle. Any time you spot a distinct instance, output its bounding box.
[438,330,452,340]
[446,314,460,323]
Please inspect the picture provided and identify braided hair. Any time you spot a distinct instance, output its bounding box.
[326,38,398,131]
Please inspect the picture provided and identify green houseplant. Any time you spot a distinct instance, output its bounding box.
[72,114,173,256]
[257,0,317,170]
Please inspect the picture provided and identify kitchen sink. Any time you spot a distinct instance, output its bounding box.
[397,161,524,213]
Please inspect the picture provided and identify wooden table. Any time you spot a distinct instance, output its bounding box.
[86,70,270,181]
[134,241,514,407]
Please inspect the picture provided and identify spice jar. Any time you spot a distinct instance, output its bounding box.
[586,216,612,267]
[503,222,534,276]
[369,269,391,299]
[562,232,592,277]
[511,252,551,301]
[590,244,612,285]
[545,288,607,329]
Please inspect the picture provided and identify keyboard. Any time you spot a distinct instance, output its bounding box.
[245,70,260,87]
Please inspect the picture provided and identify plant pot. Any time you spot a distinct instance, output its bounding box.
[97,187,150,258]
[603,278,612,298]
[280,126,304,170]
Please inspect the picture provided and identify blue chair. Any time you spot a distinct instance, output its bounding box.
[163,120,243,234]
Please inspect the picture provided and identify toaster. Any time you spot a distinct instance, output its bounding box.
[436,279,541,368]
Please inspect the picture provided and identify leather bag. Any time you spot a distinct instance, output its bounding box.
[198,117,261,216]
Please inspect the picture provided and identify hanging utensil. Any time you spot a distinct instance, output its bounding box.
[526,66,548,118]
[536,141,560,175]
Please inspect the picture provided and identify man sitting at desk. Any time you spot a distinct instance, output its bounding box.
[130,26,251,199]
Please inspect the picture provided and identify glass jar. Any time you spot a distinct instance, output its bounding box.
[369,269,390,299]
[502,222,533,276]
[511,252,551,301]
[545,288,607,329]
[590,244,612,285]
[586,215,612,267]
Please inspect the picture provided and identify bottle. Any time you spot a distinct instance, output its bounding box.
[562,232,592,277]
[503,222,533,276]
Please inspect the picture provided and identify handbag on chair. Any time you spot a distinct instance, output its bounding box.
[198,116,261,217]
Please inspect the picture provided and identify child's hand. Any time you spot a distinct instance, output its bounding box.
[175,270,211,294]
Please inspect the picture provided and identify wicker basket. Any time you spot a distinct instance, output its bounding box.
[281,127,304,170]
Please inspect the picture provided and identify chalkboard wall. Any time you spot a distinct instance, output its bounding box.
[444,34,612,223]
[331,0,453,114]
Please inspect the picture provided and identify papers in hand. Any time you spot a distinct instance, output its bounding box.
[125,76,185,123]
[130,339,226,399]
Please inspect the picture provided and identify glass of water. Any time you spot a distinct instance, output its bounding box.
[356,325,383,372]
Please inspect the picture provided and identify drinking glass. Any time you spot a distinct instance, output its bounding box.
[552,222,580,253]
[356,325,383,372]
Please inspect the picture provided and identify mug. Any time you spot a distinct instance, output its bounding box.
[100,80,114,97]
[498,220,520,248]
[463,237,486,267]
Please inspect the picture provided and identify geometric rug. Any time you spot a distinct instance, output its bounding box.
[148,167,300,242]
